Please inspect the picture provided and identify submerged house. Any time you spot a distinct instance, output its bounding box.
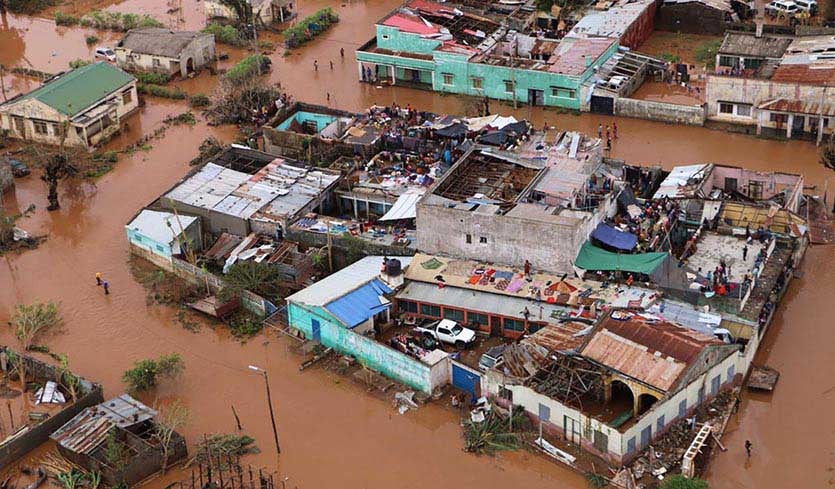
[0,62,138,149]
[356,0,619,108]
[51,394,187,486]
[115,28,216,78]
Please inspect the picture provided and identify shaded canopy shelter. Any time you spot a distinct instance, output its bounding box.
[574,242,690,291]
[591,222,638,251]
[434,122,468,138]
[478,130,509,146]
[575,242,667,275]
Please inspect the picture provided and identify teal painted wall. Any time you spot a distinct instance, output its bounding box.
[276,111,337,132]
[288,302,433,392]
[357,28,620,109]
[376,25,441,54]
[126,228,171,258]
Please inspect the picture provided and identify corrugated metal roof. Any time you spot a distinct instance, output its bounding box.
[653,163,712,199]
[165,163,250,211]
[379,189,426,221]
[396,281,576,324]
[549,37,615,76]
[287,256,413,306]
[126,209,198,246]
[758,98,835,116]
[568,0,655,39]
[522,321,590,352]
[581,311,721,391]
[770,64,835,85]
[50,395,157,454]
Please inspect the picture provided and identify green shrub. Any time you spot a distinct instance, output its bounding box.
[8,0,57,14]
[661,475,710,489]
[80,10,163,31]
[122,353,184,392]
[134,72,170,84]
[54,12,80,26]
[662,52,681,63]
[137,83,187,99]
[189,94,211,107]
[203,22,244,46]
[228,311,263,338]
[85,35,99,45]
[284,8,339,49]
[225,54,270,83]
[69,59,91,69]
[695,40,722,68]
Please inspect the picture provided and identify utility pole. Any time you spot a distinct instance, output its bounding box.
[325,219,333,272]
[248,365,281,456]
[0,64,7,102]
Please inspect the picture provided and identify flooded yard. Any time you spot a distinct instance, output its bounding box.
[1,1,834,488]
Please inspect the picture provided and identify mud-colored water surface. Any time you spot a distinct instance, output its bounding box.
[1,1,834,488]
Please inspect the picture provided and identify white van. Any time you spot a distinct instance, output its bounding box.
[794,0,817,12]
[94,47,116,62]
[765,0,799,16]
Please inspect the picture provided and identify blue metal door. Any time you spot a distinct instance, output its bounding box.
[311,318,321,342]
[452,363,480,398]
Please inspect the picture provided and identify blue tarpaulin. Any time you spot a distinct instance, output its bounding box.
[591,222,638,251]
[325,279,393,328]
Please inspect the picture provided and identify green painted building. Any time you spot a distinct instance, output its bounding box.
[356,0,619,109]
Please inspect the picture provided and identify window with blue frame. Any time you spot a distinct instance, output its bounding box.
[503,318,525,332]
[443,307,465,322]
[420,304,440,317]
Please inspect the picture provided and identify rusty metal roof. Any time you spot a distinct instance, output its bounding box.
[770,64,835,85]
[523,321,590,353]
[50,395,157,454]
[580,311,721,392]
[758,98,835,116]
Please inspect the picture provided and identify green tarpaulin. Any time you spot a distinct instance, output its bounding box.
[574,242,669,275]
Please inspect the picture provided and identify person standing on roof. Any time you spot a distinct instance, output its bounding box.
[524,260,532,279]
[598,124,603,138]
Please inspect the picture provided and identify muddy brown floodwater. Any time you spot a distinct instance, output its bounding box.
[2,1,834,488]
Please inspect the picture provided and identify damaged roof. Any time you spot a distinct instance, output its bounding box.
[581,311,723,392]
[119,28,211,58]
[718,32,793,58]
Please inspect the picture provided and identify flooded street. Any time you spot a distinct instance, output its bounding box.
[1,1,834,487]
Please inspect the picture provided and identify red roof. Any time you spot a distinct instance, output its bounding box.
[759,98,835,116]
[771,64,835,85]
[383,12,441,35]
[549,37,615,76]
[580,311,722,391]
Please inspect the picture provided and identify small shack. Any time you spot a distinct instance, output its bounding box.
[50,394,187,486]
[116,28,216,78]
[125,209,202,269]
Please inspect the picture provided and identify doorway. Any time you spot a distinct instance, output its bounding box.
[528,88,544,106]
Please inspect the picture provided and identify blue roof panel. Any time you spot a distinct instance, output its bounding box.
[325,279,393,328]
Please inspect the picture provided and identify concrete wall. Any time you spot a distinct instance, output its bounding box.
[0,347,104,468]
[615,97,706,126]
[376,25,442,54]
[287,302,437,392]
[415,198,611,274]
[705,75,835,133]
[655,4,733,35]
[706,166,803,207]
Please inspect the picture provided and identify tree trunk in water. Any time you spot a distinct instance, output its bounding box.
[47,178,60,211]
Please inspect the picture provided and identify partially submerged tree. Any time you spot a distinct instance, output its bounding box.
[206,55,278,126]
[12,300,63,350]
[820,134,835,171]
[153,401,190,473]
[55,353,82,402]
[222,260,285,300]
[122,353,185,393]
[219,0,254,25]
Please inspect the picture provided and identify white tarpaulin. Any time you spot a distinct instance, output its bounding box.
[379,190,426,221]
[492,116,518,129]
[464,115,498,131]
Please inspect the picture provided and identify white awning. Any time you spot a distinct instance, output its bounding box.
[379,190,426,221]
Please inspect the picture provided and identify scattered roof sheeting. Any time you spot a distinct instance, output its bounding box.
[50,395,157,455]
[653,163,711,199]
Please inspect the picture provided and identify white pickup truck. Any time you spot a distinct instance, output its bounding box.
[415,319,477,348]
